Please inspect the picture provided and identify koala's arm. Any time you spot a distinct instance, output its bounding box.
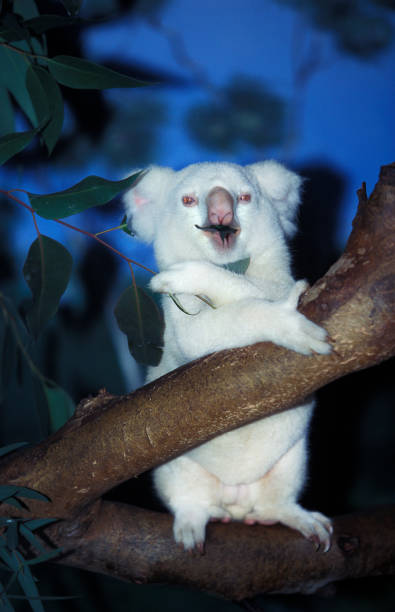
[150,260,266,307]
[159,280,331,361]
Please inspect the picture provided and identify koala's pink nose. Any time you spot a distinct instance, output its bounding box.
[206,187,234,226]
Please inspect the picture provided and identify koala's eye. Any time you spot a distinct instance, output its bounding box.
[182,195,197,207]
[238,193,251,203]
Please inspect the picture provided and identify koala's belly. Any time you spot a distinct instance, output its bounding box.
[187,402,313,484]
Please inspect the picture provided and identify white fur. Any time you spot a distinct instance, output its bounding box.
[124,160,332,551]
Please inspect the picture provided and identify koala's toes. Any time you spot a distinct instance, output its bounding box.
[302,320,332,354]
[280,505,333,553]
[287,280,309,308]
[173,512,207,552]
[310,338,332,355]
[149,272,173,294]
[305,512,333,553]
[150,265,198,295]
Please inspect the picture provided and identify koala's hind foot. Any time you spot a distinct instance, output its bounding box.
[244,505,333,552]
[154,456,229,552]
[245,436,333,552]
[173,506,209,552]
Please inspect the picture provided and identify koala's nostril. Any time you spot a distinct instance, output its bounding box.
[208,210,233,225]
[206,186,234,227]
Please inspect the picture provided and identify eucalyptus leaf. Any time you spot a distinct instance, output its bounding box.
[114,285,164,366]
[19,524,46,554]
[13,0,40,20]
[30,375,50,438]
[26,65,50,129]
[0,547,15,569]
[0,128,38,166]
[121,214,135,236]
[43,381,75,432]
[46,55,151,90]
[6,522,18,551]
[0,579,14,612]
[0,442,27,458]
[24,518,57,531]
[1,315,17,398]
[0,12,30,42]
[25,15,81,35]
[29,171,143,219]
[60,0,83,16]
[0,88,15,137]
[221,257,250,275]
[15,556,45,612]
[0,518,19,527]
[13,487,49,502]
[23,236,73,337]
[0,44,35,124]
[0,25,24,41]
[26,548,62,566]
[11,0,46,57]
[0,486,19,502]
[28,65,64,154]
[3,498,26,510]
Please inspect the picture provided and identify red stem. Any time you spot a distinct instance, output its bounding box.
[0,189,156,275]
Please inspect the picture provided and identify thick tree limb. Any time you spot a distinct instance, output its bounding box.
[46,503,395,600]
[0,163,394,520]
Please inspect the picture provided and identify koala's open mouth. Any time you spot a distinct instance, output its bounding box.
[195,224,240,248]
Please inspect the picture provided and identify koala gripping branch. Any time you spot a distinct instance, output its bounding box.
[300,162,395,370]
[0,164,394,597]
[0,163,394,521]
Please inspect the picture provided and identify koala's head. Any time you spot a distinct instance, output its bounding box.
[123,160,302,269]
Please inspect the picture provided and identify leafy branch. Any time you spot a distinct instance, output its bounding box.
[0,443,64,612]
[0,183,155,274]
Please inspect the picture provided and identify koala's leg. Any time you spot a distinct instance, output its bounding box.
[153,456,228,551]
[245,436,333,552]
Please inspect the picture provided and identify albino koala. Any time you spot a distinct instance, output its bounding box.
[124,160,332,552]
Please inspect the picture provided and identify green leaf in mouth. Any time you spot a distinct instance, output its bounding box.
[195,223,238,245]
[221,257,250,275]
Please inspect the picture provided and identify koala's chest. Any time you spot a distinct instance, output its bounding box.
[162,295,213,356]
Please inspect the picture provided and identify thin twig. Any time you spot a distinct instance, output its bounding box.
[0,189,156,275]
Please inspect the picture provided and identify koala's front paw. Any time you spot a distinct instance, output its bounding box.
[282,311,331,355]
[149,261,212,296]
[150,269,181,295]
[279,281,331,355]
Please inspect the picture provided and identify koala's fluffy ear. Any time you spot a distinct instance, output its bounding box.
[123,166,174,243]
[247,160,303,237]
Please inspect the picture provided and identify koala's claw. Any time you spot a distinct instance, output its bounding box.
[173,508,208,552]
[297,511,333,553]
[286,279,309,309]
[276,313,331,356]
[280,283,332,355]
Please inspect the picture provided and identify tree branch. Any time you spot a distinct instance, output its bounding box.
[45,502,395,599]
[0,163,394,523]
